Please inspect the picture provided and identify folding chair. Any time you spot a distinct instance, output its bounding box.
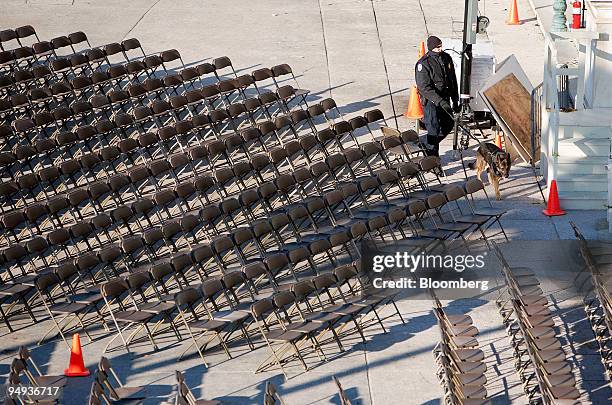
[35,272,94,347]
[251,298,310,377]
[174,287,243,364]
[0,277,38,332]
[100,278,162,353]
[97,357,146,401]
[212,56,237,80]
[16,346,67,387]
[462,179,508,240]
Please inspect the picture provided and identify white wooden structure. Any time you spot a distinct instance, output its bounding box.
[540,1,612,213]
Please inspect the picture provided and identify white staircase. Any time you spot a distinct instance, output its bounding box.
[547,114,611,210]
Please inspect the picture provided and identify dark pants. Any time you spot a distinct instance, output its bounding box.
[422,98,454,155]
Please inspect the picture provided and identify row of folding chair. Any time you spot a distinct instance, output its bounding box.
[2,154,429,336]
[4,168,413,291]
[0,51,236,119]
[1,166,411,331]
[1,193,498,376]
[0,172,498,291]
[0,84,313,170]
[0,110,406,239]
[2,37,142,92]
[492,244,581,404]
[0,34,147,77]
[86,257,386,363]
[432,296,490,404]
[571,222,612,378]
[1,28,87,58]
[0,79,309,155]
[0,55,306,129]
[0,120,284,215]
[0,96,349,189]
[250,262,403,377]
[0,92,299,177]
[0,25,39,51]
[0,31,93,77]
[0,49,190,129]
[0,47,246,127]
[4,168,493,283]
[0,59,314,154]
[0,154,432,273]
[0,51,275,126]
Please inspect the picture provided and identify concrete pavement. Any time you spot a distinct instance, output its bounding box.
[1,1,610,404]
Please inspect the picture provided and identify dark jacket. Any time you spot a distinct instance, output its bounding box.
[415,50,458,107]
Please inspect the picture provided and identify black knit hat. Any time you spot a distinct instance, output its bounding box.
[426,36,442,51]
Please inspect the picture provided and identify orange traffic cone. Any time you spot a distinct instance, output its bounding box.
[506,0,521,25]
[64,333,90,377]
[418,41,426,58]
[404,86,424,119]
[495,132,503,149]
[543,180,566,216]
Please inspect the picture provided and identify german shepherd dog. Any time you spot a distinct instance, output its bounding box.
[468,143,511,200]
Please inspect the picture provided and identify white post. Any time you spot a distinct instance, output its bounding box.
[576,39,586,110]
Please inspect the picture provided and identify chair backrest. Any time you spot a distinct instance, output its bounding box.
[175,287,201,308]
[99,356,124,387]
[464,178,484,194]
[292,280,316,301]
[201,278,224,303]
[101,278,129,299]
[251,298,274,321]
[426,193,446,210]
[445,185,466,202]
[35,272,60,295]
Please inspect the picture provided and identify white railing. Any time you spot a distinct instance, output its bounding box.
[541,30,600,184]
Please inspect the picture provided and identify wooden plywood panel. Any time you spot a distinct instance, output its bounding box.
[483,73,535,159]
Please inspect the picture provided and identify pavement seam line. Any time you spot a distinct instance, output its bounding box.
[123,0,163,40]
[369,0,399,129]
[317,0,333,99]
[363,343,374,405]
[417,0,430,37]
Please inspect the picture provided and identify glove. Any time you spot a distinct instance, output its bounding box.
[438,100,453,117]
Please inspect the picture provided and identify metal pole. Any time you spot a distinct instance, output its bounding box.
[453,0,477,150]
[459,0,475,109]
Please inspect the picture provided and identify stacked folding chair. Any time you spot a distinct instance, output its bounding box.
[174,370,220,405]
[571,222,612,378]
[492,243,581,404]
[432,296,490,405]
[88,356,146,404]
[6,345,65,405]
[263,382,285,405]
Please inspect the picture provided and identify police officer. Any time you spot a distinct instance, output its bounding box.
[415,35,459,156]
